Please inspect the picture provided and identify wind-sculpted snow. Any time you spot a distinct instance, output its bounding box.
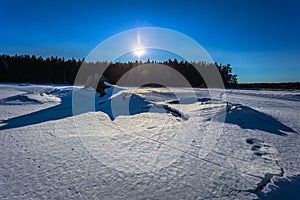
[0,84,300,199]
[0,86,73,130]
[223,104,296,136]
[0,93,61,105]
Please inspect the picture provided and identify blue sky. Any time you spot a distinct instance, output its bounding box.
[0,0,299,82]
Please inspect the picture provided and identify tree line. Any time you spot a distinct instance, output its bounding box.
[0,54,82,84]
[0,54,238,87]
[237,82,300,90]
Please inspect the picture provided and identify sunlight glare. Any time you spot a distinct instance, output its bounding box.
[133,47,146,57]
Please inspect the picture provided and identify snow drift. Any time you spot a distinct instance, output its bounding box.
[0,83,299,199]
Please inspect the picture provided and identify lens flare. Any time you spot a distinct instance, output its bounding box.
[133,47,146,57]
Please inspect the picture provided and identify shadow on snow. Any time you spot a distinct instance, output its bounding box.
[0,89,185,130]
[0,91,297,136]
[224,104,297,136]
[0,94,74,130]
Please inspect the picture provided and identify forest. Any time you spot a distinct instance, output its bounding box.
[0,54,238,88]
[1,54,299,89]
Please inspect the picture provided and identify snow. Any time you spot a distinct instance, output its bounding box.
[0,83,299,199]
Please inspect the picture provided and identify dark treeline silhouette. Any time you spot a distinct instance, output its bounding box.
[0,54,82,84]
[215,63,238,87]
[0,54,238,87]
[101,60,237,87]
[237,82,300,90]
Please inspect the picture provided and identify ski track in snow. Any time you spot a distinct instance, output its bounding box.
[0,84,299,199]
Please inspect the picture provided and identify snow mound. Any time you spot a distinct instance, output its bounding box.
[96,89,192,120]
[0,92,61,105]
[223,103,296,135]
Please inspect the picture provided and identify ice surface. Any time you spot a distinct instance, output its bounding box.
[0,84,299,199]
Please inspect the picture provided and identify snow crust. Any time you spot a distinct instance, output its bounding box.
[0,83,299,199]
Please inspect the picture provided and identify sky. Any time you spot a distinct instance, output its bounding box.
[0,0,299,83]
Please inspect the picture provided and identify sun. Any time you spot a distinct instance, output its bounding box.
[133,47,146,58]
[131,32,147,59]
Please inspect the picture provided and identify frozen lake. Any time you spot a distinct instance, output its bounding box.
[0,83,299,199]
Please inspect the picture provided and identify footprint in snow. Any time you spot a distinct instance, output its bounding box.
[246,138,276,160]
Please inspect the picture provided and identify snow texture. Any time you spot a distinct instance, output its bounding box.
[0,83,299,199]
